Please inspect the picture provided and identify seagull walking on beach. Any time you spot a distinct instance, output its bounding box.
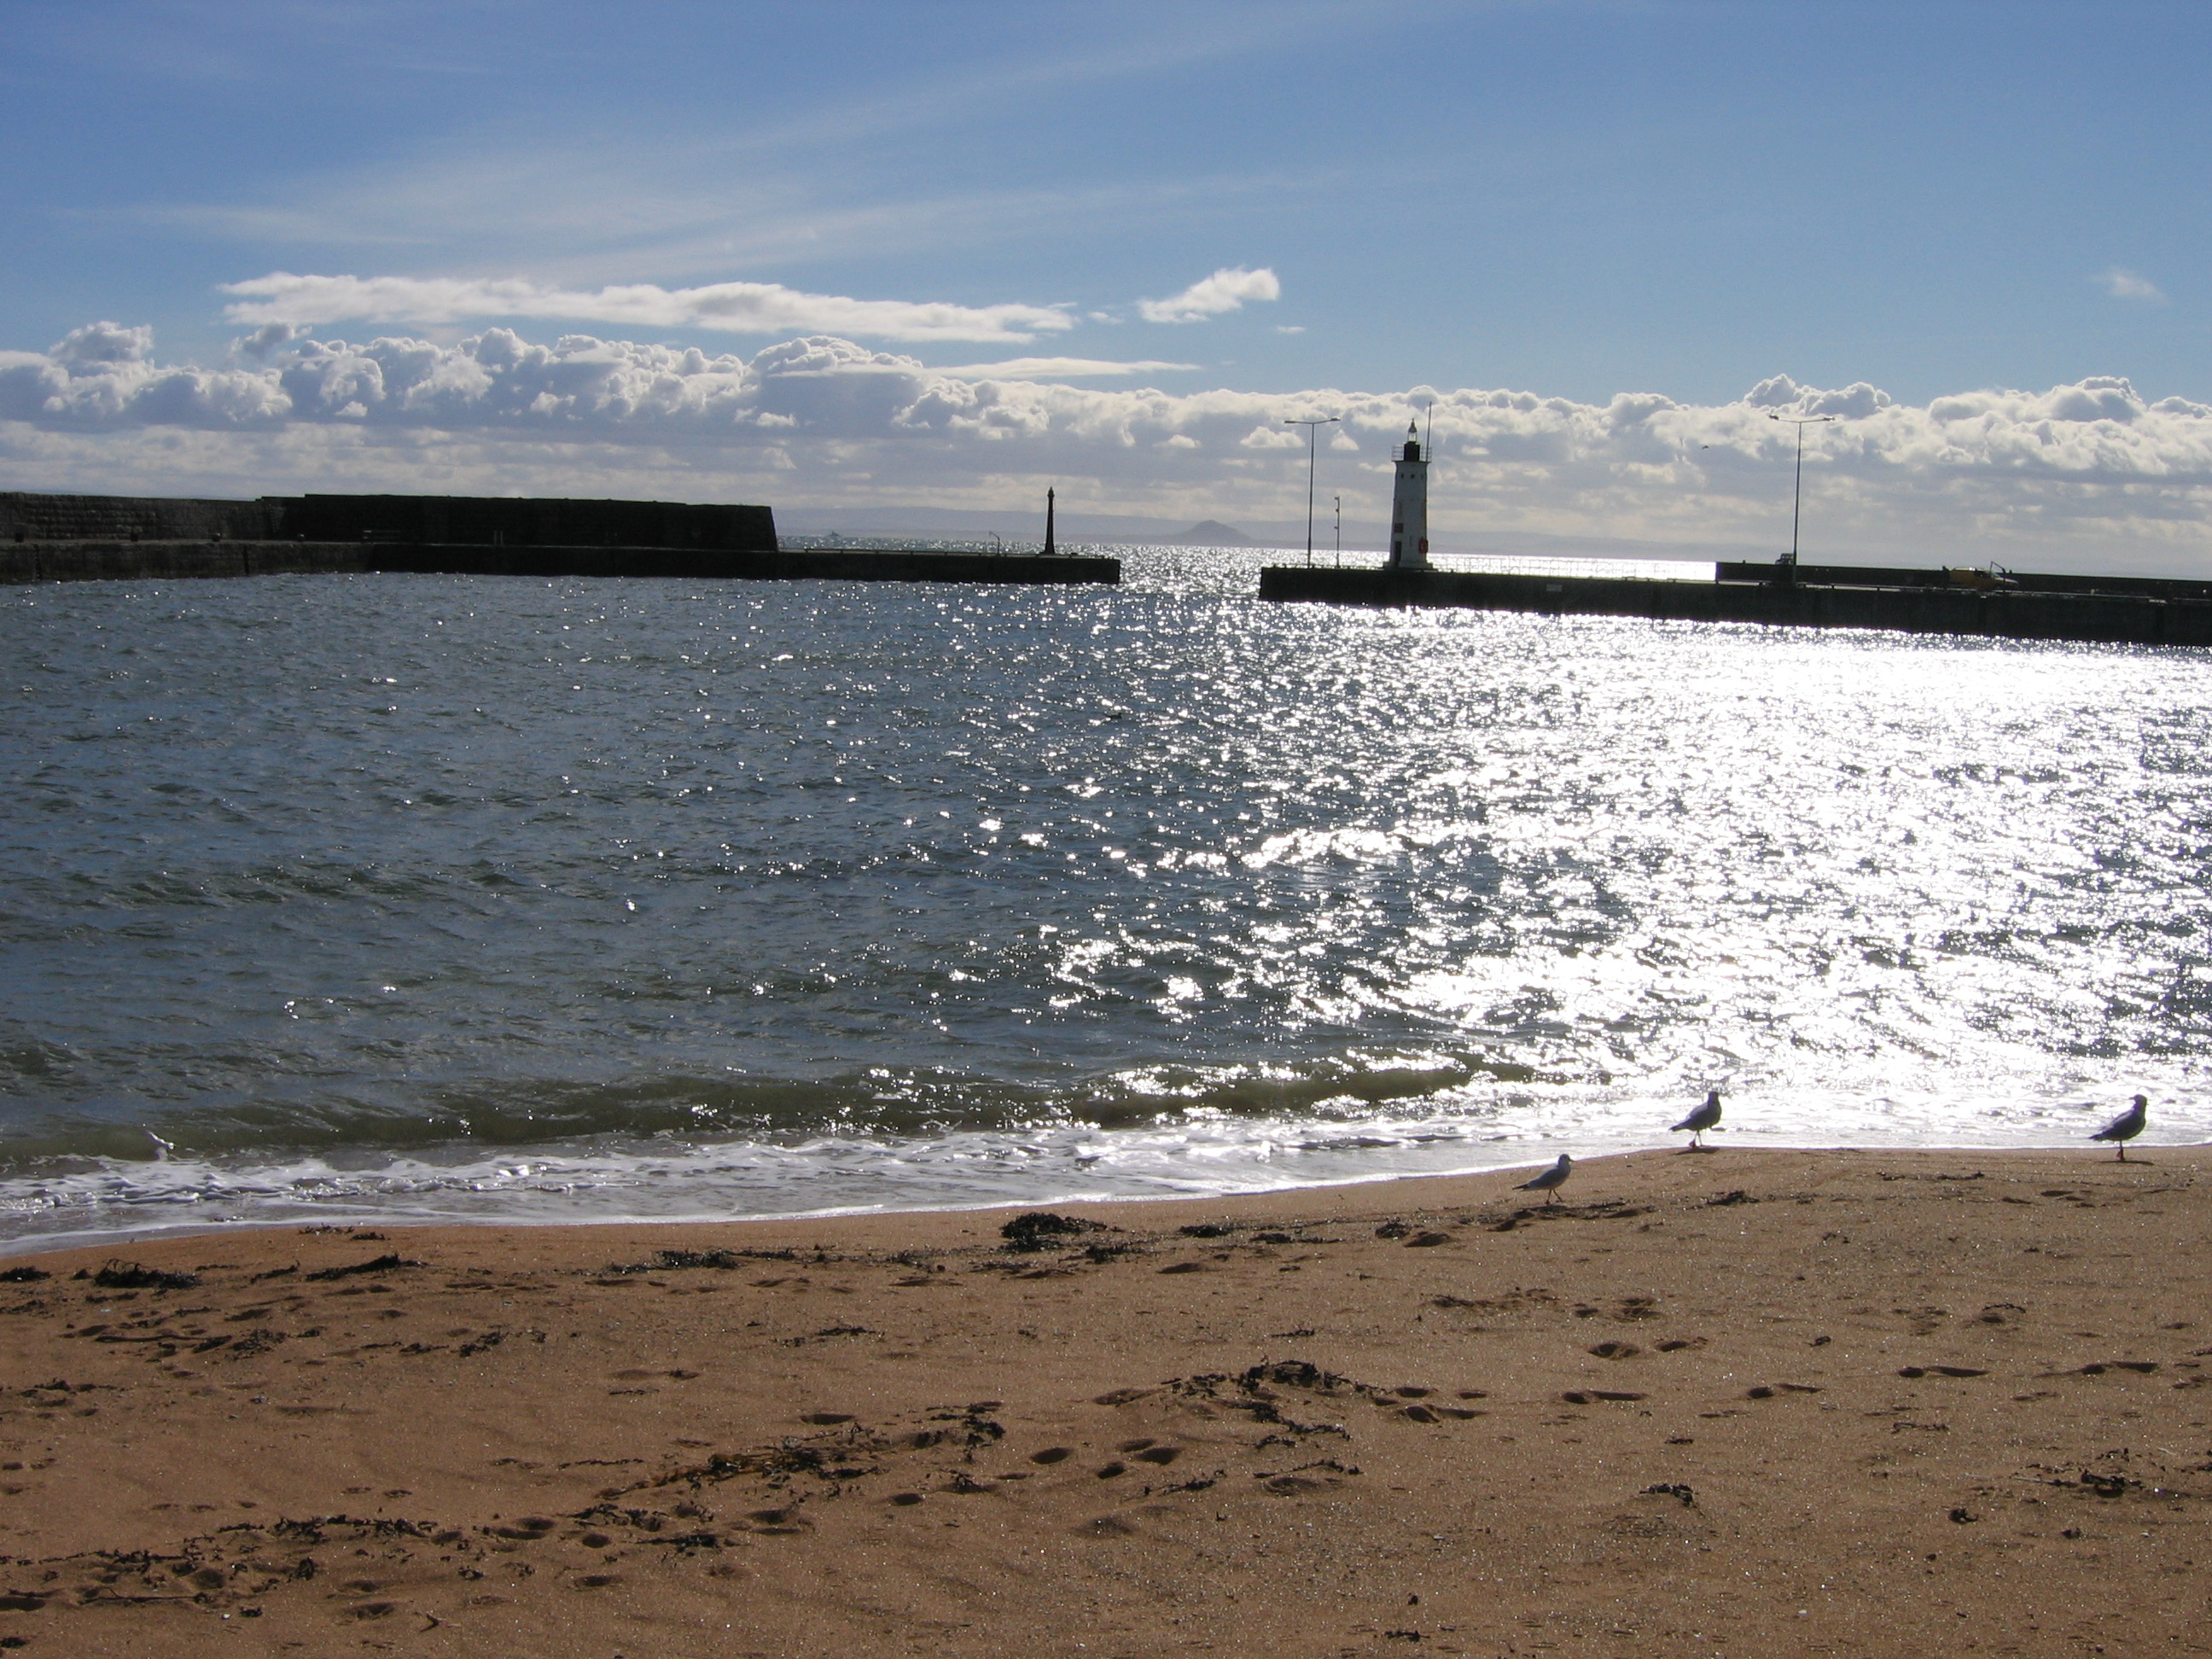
[2089,1094,2148,1161]
[1516,1154,1573,1205]
[1673,1089,1723,1150]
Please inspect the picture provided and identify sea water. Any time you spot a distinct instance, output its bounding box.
[3,548,2208,1250]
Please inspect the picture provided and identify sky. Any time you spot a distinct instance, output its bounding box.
[3,0,2211,568]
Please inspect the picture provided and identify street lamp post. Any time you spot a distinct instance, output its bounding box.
[1284,416,1340,566]
[1767,411,1835,573]
[1333,494,1342,568]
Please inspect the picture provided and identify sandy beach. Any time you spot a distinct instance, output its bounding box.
[2,1146,2207,1657]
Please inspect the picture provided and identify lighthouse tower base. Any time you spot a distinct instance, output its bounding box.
[1386,421,1429,572]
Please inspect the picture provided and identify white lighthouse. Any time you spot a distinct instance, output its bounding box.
[1386,419,1429,572]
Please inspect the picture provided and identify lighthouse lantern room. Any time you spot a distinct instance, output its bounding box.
[1386,420,1429,572]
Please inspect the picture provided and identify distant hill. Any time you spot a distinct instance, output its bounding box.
[1157,520,1257,547]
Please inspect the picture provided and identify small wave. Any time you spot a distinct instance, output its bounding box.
[3,1076,2203,1254]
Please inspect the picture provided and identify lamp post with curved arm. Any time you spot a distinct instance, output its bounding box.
[1284,416,1340,567]
[1768,411,1835,573]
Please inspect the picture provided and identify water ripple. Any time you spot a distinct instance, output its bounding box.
[2,550,2209,1243]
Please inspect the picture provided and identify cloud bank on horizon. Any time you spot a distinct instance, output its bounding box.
[5,320,2211,568]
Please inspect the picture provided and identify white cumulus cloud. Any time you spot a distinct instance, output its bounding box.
[52,320,155,366]
[220,272,1076,344]
[2095,267,2166,303]
[1138,266,1281,323]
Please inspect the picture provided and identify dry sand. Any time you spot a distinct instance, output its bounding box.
[1,1146,2208,1657]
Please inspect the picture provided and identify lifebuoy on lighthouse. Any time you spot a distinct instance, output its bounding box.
[1387,419,1429,572]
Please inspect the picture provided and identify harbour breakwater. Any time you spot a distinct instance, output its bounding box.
[1,490,776,550]
[1258,562,2212,648]
[0,541,1120,586]
[0,492,1118,586]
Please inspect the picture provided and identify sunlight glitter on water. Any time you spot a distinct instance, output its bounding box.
[2,549,2208,1244]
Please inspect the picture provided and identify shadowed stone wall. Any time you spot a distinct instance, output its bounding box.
[2,492,777,552]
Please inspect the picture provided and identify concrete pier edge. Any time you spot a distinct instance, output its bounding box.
[1256,564,2212,649]
[1,542,1119,588]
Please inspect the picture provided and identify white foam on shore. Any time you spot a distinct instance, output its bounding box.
[4,1082,2197,1257]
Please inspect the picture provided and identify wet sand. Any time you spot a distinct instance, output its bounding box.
[0,1145,2207,1657]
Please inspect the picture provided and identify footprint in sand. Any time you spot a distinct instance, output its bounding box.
[1030,1447,1074,1464]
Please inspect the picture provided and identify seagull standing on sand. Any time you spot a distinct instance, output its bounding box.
[1516,1154,1573,1205]
[1673,1089,1723,1150]
[2089,1094,2148,1161]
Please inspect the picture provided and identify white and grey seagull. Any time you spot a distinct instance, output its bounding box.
[1516,1154,1574,1205]
[2089,1094,2148,1161]
[1673,1089,1723,1150]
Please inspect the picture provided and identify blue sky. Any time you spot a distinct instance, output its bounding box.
[4,0,2211,567]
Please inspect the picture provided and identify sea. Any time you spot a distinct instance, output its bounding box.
[3,546,2208,1254]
